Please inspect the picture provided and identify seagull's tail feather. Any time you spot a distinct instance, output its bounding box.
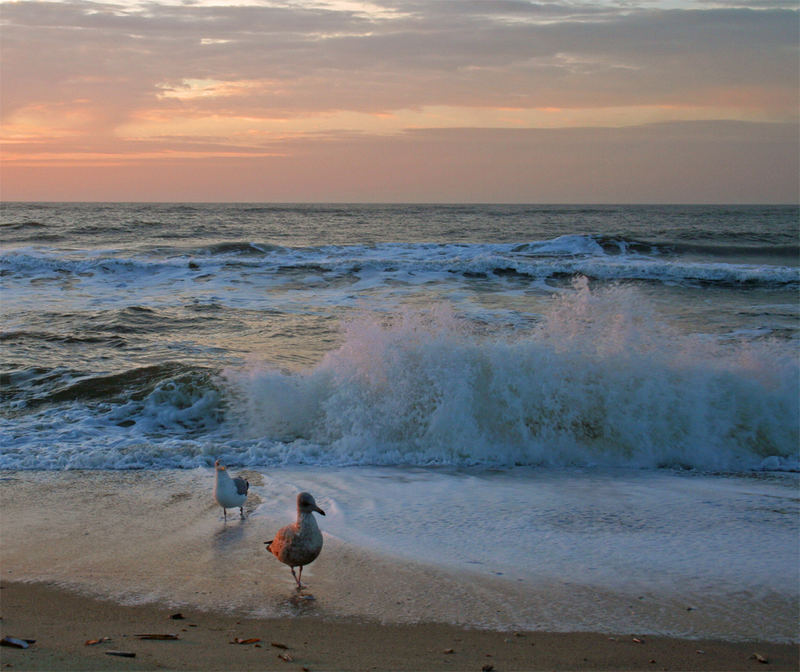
[264,540,273,549]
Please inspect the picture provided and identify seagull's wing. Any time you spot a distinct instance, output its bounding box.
[233,477,249,496]
[275,524,296,544]
[266,523,297,561]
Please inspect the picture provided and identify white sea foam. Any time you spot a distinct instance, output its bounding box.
[225,280,798,471]
[1,280,796,471]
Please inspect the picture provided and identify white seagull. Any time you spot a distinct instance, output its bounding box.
[213,459,249,521]
[265,492,325,589]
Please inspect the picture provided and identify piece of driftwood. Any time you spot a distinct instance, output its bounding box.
[105,650,136,658]
[135,633,179,640]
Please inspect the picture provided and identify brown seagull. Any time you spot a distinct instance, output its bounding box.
[265,492,325,589]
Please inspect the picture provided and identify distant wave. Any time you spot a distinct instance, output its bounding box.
[0,330,125,346]
[2,237,797,289]
[0,220,64,244]
[0,220,48,230]
[202,241,283,256]
[640,239,800,262]
[0,306,218,359]
[0,250,168,279]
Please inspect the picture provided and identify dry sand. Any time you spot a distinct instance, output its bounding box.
[1,580,797,671]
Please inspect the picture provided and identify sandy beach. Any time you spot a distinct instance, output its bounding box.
[0,470,798,672]
[1,469,798,671]
[2,580,798,671]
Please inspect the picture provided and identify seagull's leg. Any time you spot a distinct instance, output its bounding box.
[239,506,245,519]
[291,567,302,589]
[223,508,227,522]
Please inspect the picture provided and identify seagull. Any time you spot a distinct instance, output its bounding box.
[265,492,325,589]
[213,459,249,521]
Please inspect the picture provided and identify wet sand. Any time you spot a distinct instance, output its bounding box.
[2,580,797,671]
[1,469,797,671]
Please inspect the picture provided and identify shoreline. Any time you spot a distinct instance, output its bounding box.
[1,469,798,645]
[1,580,798,671]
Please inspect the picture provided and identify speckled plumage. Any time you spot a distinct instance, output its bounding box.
[265,492,325,588]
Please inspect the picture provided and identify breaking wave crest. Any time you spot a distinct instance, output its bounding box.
[225,280,799,471]
[2,282,796,471]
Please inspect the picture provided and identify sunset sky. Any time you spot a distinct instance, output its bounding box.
[1,0,798,203]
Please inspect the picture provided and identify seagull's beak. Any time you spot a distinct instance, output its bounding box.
[314,505,326,516]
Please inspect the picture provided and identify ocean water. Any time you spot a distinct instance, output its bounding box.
[1,202,798,640]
